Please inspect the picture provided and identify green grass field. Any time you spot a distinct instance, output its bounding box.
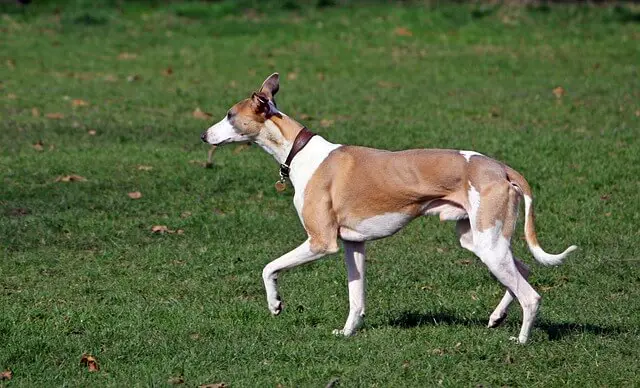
[1,1,639,386]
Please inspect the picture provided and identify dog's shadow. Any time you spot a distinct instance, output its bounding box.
[384,310,627,341]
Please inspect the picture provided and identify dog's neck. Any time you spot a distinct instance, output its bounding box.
[254,112,306,165]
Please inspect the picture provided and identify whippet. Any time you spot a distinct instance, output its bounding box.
[200,73,577,344]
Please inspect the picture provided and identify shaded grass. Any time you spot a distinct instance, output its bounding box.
[1,1,640,386]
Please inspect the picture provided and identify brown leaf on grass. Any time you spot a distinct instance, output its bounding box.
[33,140,44,151]
[600,194,610,201]
[192,107,213,120]
[287,72,298,81]
[0,369,13,380]
[6,59,16,69]
[180,211,192,218]
[80,353,99,372]
[431,348,445,356]
[167,375,184,385]
[117,52,137,60]
[320,119,334,128]
[635,110,640,117]
[88,129,97,135]
[377,81,399,89]
[151,225,169,233]
[127,74,141,82]
[31,107,40,117]
[317,72,325,81]
[199,383,227,388]
[72,99,89,107]
[298,113,312,120]
[162,67,173,76]
[457,259,472,265]
[137,165,153,171]
[394,27,413,37]
[56,175,87,182]
[470,292,478,301]
[552,86,565,98]
[128,191,142,199]
[7,207,30,217]
[46,112,64,119]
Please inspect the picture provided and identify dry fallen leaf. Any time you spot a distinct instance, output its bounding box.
[553,86,565,98]
[56,175,87,182]
[127,74,141,82]
[167,375,184,385]
[117,52,137,60]
[162,67,173,76]
[377,81,398,89]
[320,119,334,128]
[31,107,40,117]
[88,129,97,135]
[80,353,99,372]
[151,225,169,233]
[180,211,192,218]
[317,72,325,81]
[457,259,472,265]
[128,191,142,199]
[7,93,17,99]
[137,165,153,171]
[72,99,89,107]
[287,72,298,81]
[33,140,44,151]
[192,107,213,120]
[394,27,413,37]
[199,384,227,388]
[0,369,13,381]
[6,59,16,69]
[46,112,64,119]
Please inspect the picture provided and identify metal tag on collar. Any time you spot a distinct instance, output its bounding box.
[275,164,289,192]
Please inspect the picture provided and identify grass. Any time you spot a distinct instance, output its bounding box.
[1,1,639,386]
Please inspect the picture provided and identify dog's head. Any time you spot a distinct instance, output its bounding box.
[200,73,281,146]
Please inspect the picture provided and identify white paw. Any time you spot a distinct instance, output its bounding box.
[268,298,282,315]
[487,313,507,328]
[332,328,354,337]
[509,335,528,344]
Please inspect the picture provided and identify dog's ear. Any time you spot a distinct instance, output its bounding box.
[259,73,280,101]
[251,92,270,114]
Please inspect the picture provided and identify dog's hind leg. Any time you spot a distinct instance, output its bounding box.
[487,259,530,328]
[457,219,528,328]
[333,241,366,336]
[469,182,541,344]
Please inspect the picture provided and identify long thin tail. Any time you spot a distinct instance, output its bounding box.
[506,167,577,266]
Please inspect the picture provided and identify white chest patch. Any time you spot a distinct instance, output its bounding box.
[460,150,483,162]
[467,182,481,220]
[339,212,414,242]
[290,136,341,217]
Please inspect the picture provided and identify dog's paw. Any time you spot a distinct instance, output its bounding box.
[509,335,528,344]
[487,313,507,328]
[268,297,282,315]
[332,328,355,337]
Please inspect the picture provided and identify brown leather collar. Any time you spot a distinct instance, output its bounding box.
[279,127,316,181]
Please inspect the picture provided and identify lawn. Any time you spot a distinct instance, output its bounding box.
[1,1,639,386]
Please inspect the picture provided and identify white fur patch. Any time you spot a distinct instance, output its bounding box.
[460,150,483,162]
[467,182,481,218]
[203,116,249,145]
[289,136,341,217]
[340,212,413,241]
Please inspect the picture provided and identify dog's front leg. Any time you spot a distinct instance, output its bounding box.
[262,239,328,315]
[333,241,366,336]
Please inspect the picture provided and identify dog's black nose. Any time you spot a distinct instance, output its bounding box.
[200,132,207,143]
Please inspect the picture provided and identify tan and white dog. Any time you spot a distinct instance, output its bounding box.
[201,73,577,344]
